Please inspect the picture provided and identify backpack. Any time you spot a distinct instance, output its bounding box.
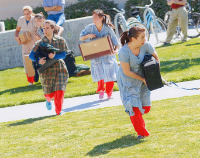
[142,54,163,91]
[63,50,78,77]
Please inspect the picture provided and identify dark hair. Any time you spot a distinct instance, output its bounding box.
[34,13,45,20]
[43,20,58,34]
[92,9,114,28]
[120,26,145,46]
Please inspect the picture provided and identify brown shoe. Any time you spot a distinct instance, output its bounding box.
[76,70,91,76]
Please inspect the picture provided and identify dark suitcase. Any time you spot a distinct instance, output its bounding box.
[63,50,78,77]
[142,54,163,91]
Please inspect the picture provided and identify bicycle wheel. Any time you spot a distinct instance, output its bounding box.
[114,15,127,40]
[128,22,150,41]
[127,17,140,24]
[188,12,200,38]
[150,17,167,42]
[164,11,171,26]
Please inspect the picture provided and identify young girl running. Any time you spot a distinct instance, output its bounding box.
[117,27,160,139]
[79,9,119,99]
[29,20,68,115]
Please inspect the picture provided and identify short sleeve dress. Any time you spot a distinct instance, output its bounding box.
[117,42,155,116]
[17,16,37,73]
[80,23,119,82]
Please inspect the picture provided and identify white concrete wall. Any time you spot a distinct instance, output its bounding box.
[0,16,93,70]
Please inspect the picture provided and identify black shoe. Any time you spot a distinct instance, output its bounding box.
[163,42,170,45]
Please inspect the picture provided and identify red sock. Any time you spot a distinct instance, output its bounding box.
[54,90,65,115]
[105,81,114,96]
[26,74,35,83]
[130,107,150,136]
[96,79,105,93]
[44,92,55,102]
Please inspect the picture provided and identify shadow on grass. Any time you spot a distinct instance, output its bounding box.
[156,41,184,48]
[185,42,200,46]
[0,82,42,95]
[160,58,200,73]
[7,115,55,127]
[61,99,108,112]
[86,134,145,156]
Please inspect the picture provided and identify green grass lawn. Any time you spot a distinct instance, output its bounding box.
[1,38,200,108]
[0,95,200,157]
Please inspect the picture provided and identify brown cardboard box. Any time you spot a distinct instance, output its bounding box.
[24,55,35,77]
[79,35,114,61]
[19,31,32,44]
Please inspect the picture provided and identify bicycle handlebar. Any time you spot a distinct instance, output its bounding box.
[110,8,125,15]
[131,0,153,9]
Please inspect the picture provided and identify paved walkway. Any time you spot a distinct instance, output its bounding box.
[0,32,198,123]
[1,80,200,123]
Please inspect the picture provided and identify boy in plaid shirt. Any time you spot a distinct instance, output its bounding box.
[29,20,68,115]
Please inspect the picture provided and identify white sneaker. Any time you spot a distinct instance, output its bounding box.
[29,83,33,86]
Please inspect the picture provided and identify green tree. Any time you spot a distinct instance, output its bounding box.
[64,0,119,20]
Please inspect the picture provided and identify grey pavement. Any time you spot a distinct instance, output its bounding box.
[1,80,200,123]
[0,32,199,123]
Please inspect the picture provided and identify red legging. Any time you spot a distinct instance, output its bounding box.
[44,90,65,115]
[130,106,151,137]
[96,79,114,96]
[26,74,35,83]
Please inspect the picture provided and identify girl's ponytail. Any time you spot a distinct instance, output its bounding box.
[104,14,114,29]
[120,26,146,46]
[120,31,129,46]
[92,9,114,29]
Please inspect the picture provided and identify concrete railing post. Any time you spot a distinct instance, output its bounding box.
[0,22,5,32]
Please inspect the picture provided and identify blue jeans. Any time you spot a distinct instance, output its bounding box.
[47,13,66,26]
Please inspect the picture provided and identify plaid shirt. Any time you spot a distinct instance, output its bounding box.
[33,35,68,52]
[32,35,69,94]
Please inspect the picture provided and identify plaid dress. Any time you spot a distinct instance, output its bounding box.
[32,35,69,94]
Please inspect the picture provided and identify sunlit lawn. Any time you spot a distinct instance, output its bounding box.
[1,38,200,108]
[0,95,200,157]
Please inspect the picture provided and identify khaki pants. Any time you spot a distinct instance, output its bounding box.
[165,6,188,43]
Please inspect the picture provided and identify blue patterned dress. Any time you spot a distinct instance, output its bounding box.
[117,42,155,116]
[80,23,119,82]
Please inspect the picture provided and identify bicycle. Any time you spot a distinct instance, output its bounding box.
[110,8,150,41]
[164,1,200,39]
[127,0,167,44]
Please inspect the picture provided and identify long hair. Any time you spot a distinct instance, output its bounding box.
[43,20,58,35]
[120,26,145,46]
[43,20,59,35]
[92,9,114,28]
